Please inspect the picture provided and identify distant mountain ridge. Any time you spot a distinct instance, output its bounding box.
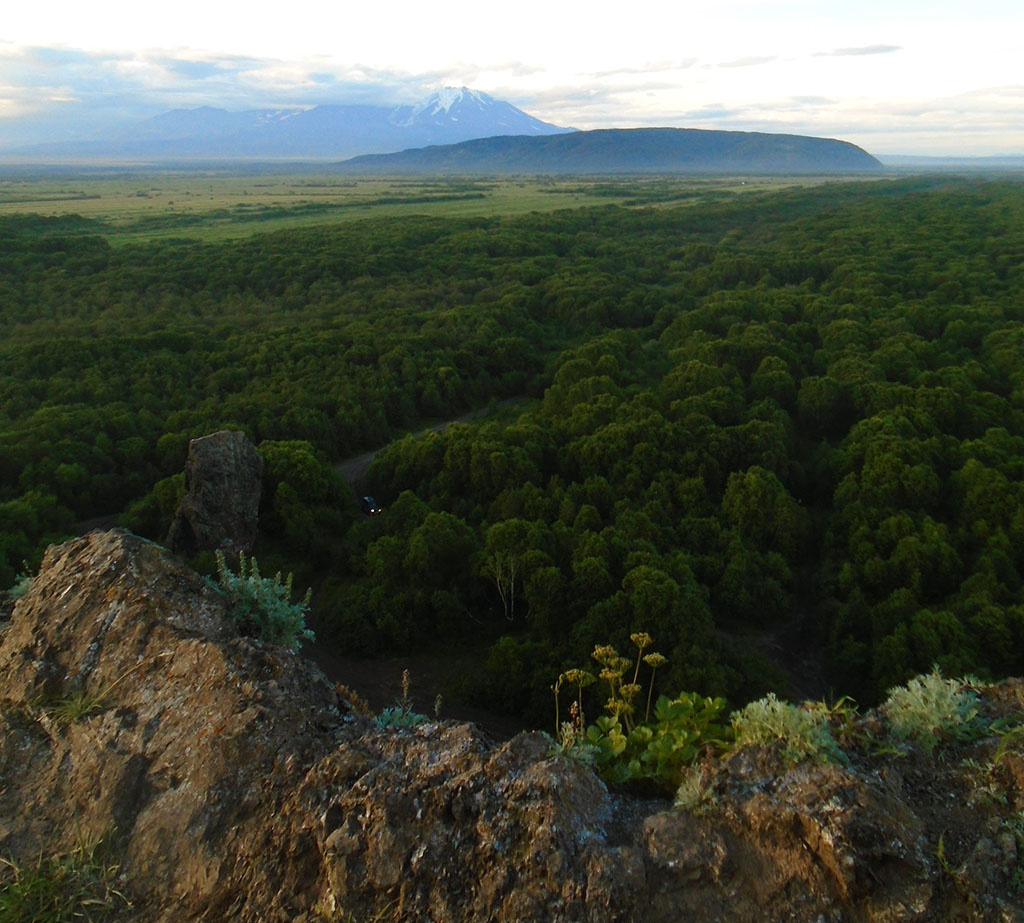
[337,127,883,174]
[10,88,571,160]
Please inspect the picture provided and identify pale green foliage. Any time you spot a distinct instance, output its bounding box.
[882,668,984,753]
[0,836,130,922]
[547,728,597,765]
[674,769,718,815]
[732,693,843,765]
[8,565,33,599]
[374,706,429,730]
[375,669,429,730]
[214,550,313,651]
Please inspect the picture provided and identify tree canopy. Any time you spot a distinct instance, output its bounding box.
[4,175,1024,721]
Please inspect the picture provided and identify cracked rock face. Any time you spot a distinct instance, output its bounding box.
[166,429,262,557]
[1,530,1023,922]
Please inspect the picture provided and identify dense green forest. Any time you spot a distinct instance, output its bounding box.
[3,175,1024,722]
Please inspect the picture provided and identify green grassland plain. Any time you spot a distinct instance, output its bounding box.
[0,168,847,244]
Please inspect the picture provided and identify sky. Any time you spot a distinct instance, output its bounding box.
[1,0,1022,156]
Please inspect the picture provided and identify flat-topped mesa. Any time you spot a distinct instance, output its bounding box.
[166,429,262,557]
[336,126,884,175]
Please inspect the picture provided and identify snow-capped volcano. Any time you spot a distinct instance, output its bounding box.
[9,88,571,160]
[392,87,565,138]
[415,87,489,116]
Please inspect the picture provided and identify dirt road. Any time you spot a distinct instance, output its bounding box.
[334,396,524,494]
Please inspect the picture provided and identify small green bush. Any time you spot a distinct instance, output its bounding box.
[214,551,313,652]
[732,693,843,765]
[882,668,984,753]
[553,635,728,792]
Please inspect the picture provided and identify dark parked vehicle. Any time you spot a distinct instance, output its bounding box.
[360,496,382,516]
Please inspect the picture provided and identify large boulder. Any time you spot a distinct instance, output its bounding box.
[1,530,1023,921]
[0,531,626,922]
[166,430,262,556]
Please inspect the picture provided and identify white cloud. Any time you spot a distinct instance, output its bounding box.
[0,0,1022,154]
[719,56,778,69]
[815,45,903,57]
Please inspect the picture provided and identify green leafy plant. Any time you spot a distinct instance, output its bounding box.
[882,668,985,754]
[375,670,429,730]
[585,692,730,789]
[0,835,130,922]
[214,550,313,651]
[553,634,728,792]
[731,693,844,765]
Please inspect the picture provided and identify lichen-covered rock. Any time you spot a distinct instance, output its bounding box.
[1,530,1023,922]
[0,530,344,915]
[166,429,262,556]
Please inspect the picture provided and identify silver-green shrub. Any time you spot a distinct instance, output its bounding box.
[674,768,718,814]
[8,566,33,599]
[214,550,313,652]
[374,669,430,730]
[374,706,429,730]
[881,668,983,753]
[731,693,842,765]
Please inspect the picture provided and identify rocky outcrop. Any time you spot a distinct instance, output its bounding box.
[1,530,1023,921]
[166,430,262,557]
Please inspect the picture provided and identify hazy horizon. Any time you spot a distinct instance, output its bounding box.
[2,0,1022,157]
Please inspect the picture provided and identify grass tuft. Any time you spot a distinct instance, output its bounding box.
[41,691,105,727]
[0,837,130,923]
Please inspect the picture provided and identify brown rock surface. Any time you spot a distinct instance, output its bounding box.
[1,530,1023,921]
[166,429,262,556]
